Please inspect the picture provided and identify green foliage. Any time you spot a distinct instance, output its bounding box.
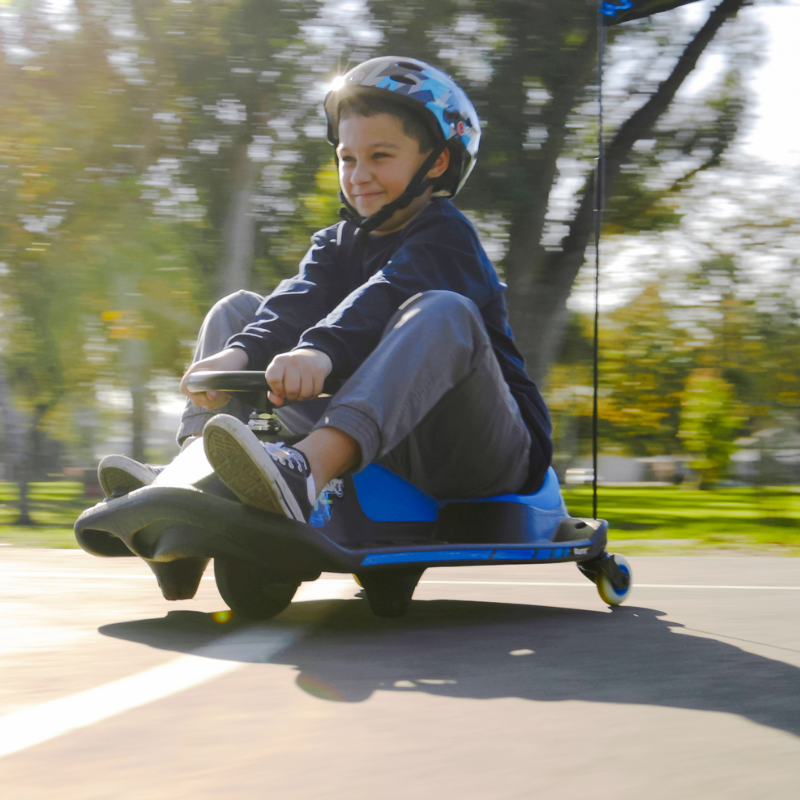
[547,214,800,484]
[678,368,746,486]
[548,285,694,461]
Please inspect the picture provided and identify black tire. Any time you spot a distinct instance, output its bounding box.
[214,558,298,620]
[356,568,424,618]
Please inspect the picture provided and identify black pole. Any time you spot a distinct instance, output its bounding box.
[592,7,607,521]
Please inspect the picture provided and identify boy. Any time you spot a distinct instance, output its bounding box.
[99,56,553,523]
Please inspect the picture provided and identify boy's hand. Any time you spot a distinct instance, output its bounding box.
[266,348,332,406]
[180,347,249,410]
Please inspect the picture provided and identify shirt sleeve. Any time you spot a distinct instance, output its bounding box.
[296,216,502,380]
[226,225,351,371]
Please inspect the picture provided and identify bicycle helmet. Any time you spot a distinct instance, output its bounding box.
[324,56,481,232]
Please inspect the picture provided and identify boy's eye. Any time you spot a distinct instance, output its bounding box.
[340,155,355,163]
[372,152,390,159]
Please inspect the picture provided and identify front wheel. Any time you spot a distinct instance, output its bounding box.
[214,558,298,620]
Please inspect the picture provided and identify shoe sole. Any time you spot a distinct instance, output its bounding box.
[203,416,304,520]
[99,468,148,497]
[98,456,160,497]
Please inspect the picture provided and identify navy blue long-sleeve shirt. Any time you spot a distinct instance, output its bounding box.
[227,198,553,491]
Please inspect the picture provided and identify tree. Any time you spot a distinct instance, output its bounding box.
[544,164,800,481]
[546,282,693,467]
[460,0,751,383]
[678,368,746,487]
[0,7,206,511]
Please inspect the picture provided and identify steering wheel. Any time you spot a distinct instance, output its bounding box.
[184,371,325,413]
[184,370,269,394]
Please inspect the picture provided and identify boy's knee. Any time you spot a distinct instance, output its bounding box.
[208,290,263,321]
[386,291,487,352]
[400,290,480,321]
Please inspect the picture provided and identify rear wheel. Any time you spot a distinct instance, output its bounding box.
[595,554,632,606]
[214,558,298,620]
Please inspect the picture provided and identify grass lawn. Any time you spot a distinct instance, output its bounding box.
[563,484,800,555]
[0,482,89,549]
[0,481,798,554]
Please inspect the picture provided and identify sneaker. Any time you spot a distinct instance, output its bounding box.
[97,455,165,497]
[203,414,317,521]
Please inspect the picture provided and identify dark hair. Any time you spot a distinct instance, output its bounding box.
[337,93,438,154]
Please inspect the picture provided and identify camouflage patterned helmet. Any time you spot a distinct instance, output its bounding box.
[324,56,481,197]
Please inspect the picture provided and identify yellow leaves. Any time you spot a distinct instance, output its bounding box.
[598,396,669,430]
[100,310,152,340]
[563,29,588,48]
[302,161,341,224]
[316,161,339,190]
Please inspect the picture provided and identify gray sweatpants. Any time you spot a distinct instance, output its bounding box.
[179,290,531,498]
[178,289,264,444]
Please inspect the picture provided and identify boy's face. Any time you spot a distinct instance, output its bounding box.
[337,113,448,235]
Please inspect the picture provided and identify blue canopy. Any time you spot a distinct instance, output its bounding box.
[602,0,705,24]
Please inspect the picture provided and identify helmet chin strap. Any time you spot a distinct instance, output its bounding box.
[338,142,447,236]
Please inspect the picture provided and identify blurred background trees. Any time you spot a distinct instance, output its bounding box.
[1,0,797,511]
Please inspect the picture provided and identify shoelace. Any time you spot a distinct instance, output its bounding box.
[265,442,308,474]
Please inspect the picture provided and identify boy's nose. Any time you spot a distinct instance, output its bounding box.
[350,159,372,184]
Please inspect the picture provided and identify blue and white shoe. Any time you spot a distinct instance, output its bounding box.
[203,414,317,522]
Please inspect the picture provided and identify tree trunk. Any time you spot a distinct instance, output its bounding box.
[509,0,747,385]
[502,23,599,387]
[218,137,259,298]
[126,338,149,463]
[0,367,33,525]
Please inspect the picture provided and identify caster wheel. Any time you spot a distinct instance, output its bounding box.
[355,568,424,618]
[596,554,632,606]
[214,558,298,620]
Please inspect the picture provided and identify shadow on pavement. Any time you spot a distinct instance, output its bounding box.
[100,596,800,739]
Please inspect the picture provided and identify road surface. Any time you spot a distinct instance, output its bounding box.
[1,547,798,798]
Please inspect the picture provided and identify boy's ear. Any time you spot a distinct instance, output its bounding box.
[426,146,450,179]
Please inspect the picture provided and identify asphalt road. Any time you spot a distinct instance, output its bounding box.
[1,547,798,799]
